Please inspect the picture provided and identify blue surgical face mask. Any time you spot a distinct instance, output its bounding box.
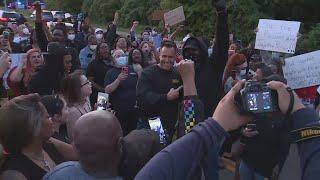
[115,56,128,67]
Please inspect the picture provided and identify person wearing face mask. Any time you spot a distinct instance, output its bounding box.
[66,29,80,52]
[34,2,80,72]
[104,49,139,136]
[94,28,104,44]
[223,53,247,93]
[182,0,229,119]
[79,35,97,71]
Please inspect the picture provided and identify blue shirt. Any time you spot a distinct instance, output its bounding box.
[43,161,122,180]
[150,34,162,49]
[79,46,95,71]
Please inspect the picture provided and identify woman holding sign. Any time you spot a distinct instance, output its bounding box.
[7,48,44,97]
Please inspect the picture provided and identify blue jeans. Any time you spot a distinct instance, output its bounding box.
[239,160,265,180]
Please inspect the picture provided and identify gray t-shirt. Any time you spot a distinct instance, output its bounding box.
[43,161,122,180]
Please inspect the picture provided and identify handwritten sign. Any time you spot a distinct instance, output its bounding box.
[283,50,320,89]
[255,19,301,54]
[164,6,185,26]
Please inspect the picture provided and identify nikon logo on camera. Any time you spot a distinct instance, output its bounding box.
[300,129,320,138]
[291,126,320,143]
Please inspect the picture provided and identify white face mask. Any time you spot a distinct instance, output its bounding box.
[89,45,97,50]
[115,56,128,67]
[68,34,75,41]
[22,28,30,35]
[96,34,103,40]
[240,69,247,76]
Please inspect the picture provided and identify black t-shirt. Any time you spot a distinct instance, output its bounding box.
[104,66,138,111]
[87,59,113,88]
[136,65,182,133]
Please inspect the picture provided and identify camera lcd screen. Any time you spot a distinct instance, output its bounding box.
[246,92,272,112]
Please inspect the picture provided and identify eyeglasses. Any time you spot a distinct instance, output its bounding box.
[80,80,91,87]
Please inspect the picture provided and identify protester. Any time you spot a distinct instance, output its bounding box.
[75,24,92,51]
[136,40,182,142]
[66,28,80,51]
[0,52,11,101]
[61,70,92,141]
[105,49,139,135]
[63,48,73,75]
[87,42,114,107]
[95,28,104,43]
[41,95,69,143]
[104,12,120,48]
[223,53,247,93]
[0,94,63,180]
[135,71,320,180]
[43,110,123,180]
[17,14,27,26]
[34,2,80,72]
[114,37,130,53]
[12,24,32,53]
[8,48,44,97]
[239,75,290,180]
[252,63,273,81]
[121,129,161,179]
[128,48,145,76]
[28,42,66,95]
[181,0,229,119]
[140,41,158,66]
[79,34,97,71]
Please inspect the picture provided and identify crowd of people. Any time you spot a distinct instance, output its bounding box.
[0,0,320,180]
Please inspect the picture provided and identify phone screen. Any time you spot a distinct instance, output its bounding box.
[148,117,166,145]
[97,92,109,110]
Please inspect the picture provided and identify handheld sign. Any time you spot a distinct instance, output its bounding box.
[255,19,301,54]
[283,50,320,89]
[164,6,185,26]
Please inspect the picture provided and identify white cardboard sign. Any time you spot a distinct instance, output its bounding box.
[164,6,185,26]
[283,50,320,89]
[255,19,301,54]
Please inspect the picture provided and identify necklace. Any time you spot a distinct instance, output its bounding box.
[26,150,52,171]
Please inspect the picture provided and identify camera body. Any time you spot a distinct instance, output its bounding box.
[235,81,279,114]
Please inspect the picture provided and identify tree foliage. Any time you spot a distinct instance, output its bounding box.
[44,0,320,49]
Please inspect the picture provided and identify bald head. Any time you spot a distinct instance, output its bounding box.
[73,111,123,175]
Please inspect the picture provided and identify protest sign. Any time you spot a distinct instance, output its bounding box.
[255,19,301,54]
[283,50,320,89]
[163,6,185,26]
[2,53,26,89]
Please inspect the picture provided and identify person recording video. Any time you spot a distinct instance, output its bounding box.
[136,60,320,180]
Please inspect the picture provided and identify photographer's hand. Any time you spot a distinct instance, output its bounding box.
[213,80,252,131]
[267,81,305,114]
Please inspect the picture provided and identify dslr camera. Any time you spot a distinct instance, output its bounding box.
[235,81,279,114]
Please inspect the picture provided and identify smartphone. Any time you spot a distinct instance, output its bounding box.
[2,31,10,40]
[246,124,257,131]
[148,117,167,145]
[121,66,128,75]
[96,92,109,110]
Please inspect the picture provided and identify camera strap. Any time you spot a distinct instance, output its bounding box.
[285,87,294,120]
[290,126,320,143]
